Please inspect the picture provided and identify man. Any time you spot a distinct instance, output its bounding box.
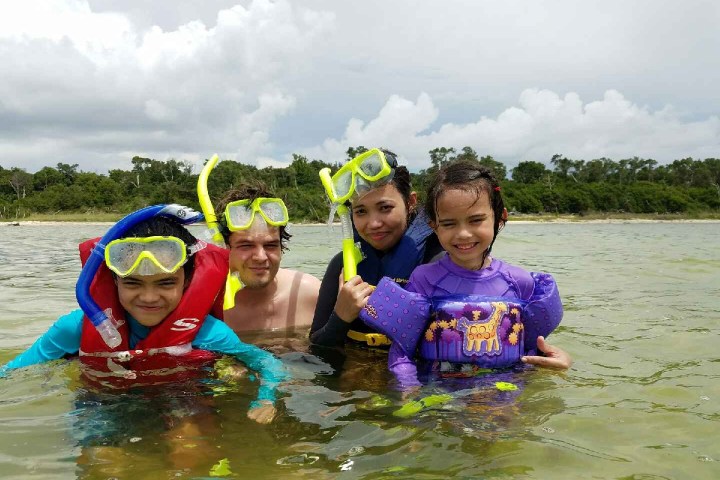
[215,183,320,336]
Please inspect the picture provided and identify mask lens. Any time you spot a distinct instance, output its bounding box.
[106,242,143,274]
[357,151,386,179]
[332,169,354,200]
[226,202,255,230]
[259,200,288,225]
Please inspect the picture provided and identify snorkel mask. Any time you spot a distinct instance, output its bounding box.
[320,148,397,204]
[319,148,397,281]
[104,235,204,277]
[76,204,204,348]
[197,154,289,309]
[224,197,289,231]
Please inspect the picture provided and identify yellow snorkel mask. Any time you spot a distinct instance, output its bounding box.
[104,235,202,277]
[319,148,397,281]
[320,148,397,204]
[224,197,289,231]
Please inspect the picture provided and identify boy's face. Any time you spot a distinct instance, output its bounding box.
[227,227,282,289]
[116,270,186,327]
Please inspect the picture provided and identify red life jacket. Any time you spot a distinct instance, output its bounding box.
[78,238,228,389]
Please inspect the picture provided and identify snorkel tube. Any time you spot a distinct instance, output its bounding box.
[319,168,363,281]
[197,154,226,246]
[75,204,204,348]
[196,153,244,309]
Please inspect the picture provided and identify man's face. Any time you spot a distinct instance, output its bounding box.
[228,227,282,289]
[116,270,186,327]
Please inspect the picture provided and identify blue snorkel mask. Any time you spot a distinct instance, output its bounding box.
[75,204,204,348]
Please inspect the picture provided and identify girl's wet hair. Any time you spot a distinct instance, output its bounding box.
[215,181,292,251]
[121,216,198,278]
[425,160,506,262]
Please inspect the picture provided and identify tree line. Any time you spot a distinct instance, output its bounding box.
[1,148,719,221]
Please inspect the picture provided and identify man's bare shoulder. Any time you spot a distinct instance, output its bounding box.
[277,268,321,291]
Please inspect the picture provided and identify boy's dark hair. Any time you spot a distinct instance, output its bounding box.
[424,160,506,263]
[120,216,199,279]
[214,181,292,251]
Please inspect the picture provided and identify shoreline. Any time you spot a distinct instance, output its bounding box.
[3,217,720,227]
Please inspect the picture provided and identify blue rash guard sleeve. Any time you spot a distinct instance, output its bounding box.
[193,315,288,406]
[1,309,83,374]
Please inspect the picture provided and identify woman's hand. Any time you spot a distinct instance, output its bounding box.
[521,336,573,370]
[334,274,374,323]
[247,400,277,424]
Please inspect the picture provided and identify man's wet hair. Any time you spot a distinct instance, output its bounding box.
[215,181,292,251]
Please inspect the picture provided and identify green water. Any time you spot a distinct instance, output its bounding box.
[0,222,718,479]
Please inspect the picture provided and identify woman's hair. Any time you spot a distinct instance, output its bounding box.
[424,160,506,261]
[121,216,198,278]
[384,150,413,204]
[382,149,413,209]
[214,181,292,251]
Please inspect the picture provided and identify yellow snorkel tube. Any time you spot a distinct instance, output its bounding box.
[197,154,226,246]
[319,168,363,281]
[197,154,244,309]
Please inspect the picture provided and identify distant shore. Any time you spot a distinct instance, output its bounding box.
[3,213,719,227]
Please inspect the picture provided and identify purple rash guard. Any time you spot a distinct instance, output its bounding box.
[387,255,561,388]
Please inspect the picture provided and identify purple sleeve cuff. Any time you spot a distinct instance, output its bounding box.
[388,344,422,388]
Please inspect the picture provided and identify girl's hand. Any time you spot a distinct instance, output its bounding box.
[334,273,374,323]
[521,336,573,370]
[247,400,277,424]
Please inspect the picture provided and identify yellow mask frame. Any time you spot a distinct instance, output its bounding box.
[224,197,289,231]
[104,235,189,277]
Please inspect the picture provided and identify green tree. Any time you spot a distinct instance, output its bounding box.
[478,155,507,181]
[512,161,548,183]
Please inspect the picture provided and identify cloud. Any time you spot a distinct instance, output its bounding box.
[303,89,720,171]
[0,1,718,175]
[0,0,334,172]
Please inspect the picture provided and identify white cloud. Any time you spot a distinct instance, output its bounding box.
[304,89,720,171]
[0,0,333,171]
[0,1,718,174]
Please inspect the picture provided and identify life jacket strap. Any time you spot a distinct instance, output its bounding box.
[347,330,392,347]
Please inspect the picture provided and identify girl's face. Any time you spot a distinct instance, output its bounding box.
[351,183,417,252]
[431,187,506,270]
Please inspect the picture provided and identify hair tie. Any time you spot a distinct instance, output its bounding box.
[494,186,501,192]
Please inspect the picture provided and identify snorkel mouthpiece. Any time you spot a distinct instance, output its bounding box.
[76,204,204,348]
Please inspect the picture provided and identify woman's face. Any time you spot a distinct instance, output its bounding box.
[351,183,416,252]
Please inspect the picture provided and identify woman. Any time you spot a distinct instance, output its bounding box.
[310,149,443,347]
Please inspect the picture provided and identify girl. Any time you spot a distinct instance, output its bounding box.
[360,161,572,388]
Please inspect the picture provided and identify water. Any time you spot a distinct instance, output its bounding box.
[0,221,718,479]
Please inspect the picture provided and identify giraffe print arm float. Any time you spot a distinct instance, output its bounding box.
[360,272,563,370]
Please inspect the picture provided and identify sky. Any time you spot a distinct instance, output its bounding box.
[1,0,719,174]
